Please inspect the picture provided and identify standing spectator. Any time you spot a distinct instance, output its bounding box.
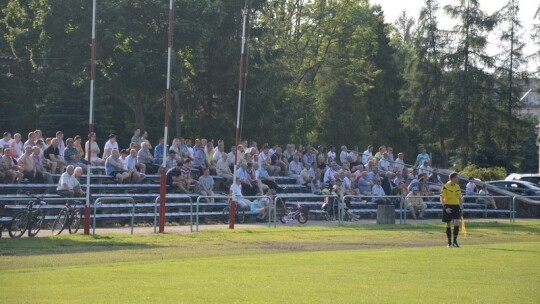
[131,128,142,148]
[56,165,84,197]
[198,168,215,202]
[415,148,430,167]
[374,146,386,163]
[339,146,348,165]
[18,146,44,183]
[0,132,12,149]
[205,141,217,175]
[394,153,405,173]
[105,149,129,183]
[10,133,23,158]
[85,132,105,165]
[55,131,66,161]
[154,137,165,165]
[327,145,336,163]
[362,145,373,164]
[140,130,150,146]
[466,177,477,194]
[44,138,67,174]
[102,134,119,160]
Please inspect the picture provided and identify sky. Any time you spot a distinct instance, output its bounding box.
[371,0,539,73]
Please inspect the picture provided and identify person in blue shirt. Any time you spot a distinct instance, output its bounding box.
[154,137,165,165]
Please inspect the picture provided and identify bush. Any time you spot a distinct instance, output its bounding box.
[460,165,506,182]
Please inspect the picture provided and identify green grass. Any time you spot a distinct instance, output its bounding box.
[1,222,539,303]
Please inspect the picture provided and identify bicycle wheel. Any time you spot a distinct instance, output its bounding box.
[279,214,287,224]
[28,209,45,237]
[8,212,29,238]
[52,208,69,236]
[68,209,81,234]
[297,212,308,224]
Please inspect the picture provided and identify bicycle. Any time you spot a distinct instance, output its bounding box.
[222,202,246,224]
[52,200,82,236]
[8,193,47,238]
[279,202,308,224]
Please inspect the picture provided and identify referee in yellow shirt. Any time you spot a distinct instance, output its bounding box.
[440,172,464,247]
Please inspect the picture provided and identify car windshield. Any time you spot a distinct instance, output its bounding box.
[520,177,540,185]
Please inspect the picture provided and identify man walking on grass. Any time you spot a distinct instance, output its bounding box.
[440,172,463,248]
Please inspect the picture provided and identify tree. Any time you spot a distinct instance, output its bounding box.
[400,0,450,167]
[444,0,496,164]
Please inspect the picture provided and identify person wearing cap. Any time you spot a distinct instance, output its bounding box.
[102,134,119,160]
[407,187,426,220]
[18,145,44,183]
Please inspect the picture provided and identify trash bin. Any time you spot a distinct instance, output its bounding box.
[376,204,395,224]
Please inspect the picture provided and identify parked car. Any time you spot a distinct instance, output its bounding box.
[505,173,540,186]
[485,180,540,198]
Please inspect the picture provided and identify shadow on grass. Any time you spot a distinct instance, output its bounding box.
[0,234,161,257]
[337,221,540,234]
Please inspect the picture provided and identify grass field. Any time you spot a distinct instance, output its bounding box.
[1,221,539,303]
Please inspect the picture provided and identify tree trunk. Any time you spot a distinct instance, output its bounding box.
[439,137,448,168]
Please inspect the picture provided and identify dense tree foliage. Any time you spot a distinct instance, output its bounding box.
[0,0,537,171]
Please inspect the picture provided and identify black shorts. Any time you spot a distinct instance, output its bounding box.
[442,205,461,222]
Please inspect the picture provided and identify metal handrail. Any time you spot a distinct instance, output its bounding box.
[152,194,193,233]
[92,196,135,235]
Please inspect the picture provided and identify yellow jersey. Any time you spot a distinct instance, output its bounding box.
[440,182,462,205]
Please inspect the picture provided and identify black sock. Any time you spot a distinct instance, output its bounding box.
[453,225,459,242]
[446,227,451,243]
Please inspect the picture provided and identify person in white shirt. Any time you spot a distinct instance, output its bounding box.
[0,132,12,149]
[56,165,84,197]
[85,132,105,165]
[378,152,391,172]
[126,149,145,183]
[371,178,387,204]
[327,145,336,163]
[288,154,303,184]
[323,162,338,186]
[466,177,477,194]
[394,152,405,172]
[10,133,23,158]
[339,146,348,165]
[362,145,373,164]
[56,131,66,161]
[102,134,119,160]
[230,177,252,209]
[418,160,433,175]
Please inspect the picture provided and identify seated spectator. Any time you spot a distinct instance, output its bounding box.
[339,145,348,164]
[192,139,207,174]
[85,132,105,165]
[179,159,195,193]
[374,146,386,163]
[271,147,288,174]
[154,137,165,164]
[311,170,323,195]
[140,130,150,146]
[247,162,266,195]
[55,131,66,161]
[32,146,53,184]
[477,186,497,209]
[73,135,85,158]
[407,187,426,220]
[64,138,87,170]
[105,149,129,183]
[357,171,373,195]
[0,148,22,183]
[371,178,388,204]
[288,154,303,184]
[125,149,145,183]
[362,145,373,164]
[378,152,391,172]
[230,177,252,210]
[236,161,257,196]
[165,150,178,171]
[258,145,279,176]
[10,133,23,158]
[255,162,278,191]
[166,162,183,190]
[341,171,360,196]
[418,160,433,175]
[466,176,477,194]
[323,161,339,187]
[255,188,274,222]
[198,168,215,202]
[18,146,44,183]
[131,128,142,149]
[56,165,84,197]
[138,142,159,174]
[216,152,233,185]
[44,138,67,174]
[102,134,119,160]
[205,141,217,175]
[300,163,314,186]
[381,172,396,195]
[24,131,37,147]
